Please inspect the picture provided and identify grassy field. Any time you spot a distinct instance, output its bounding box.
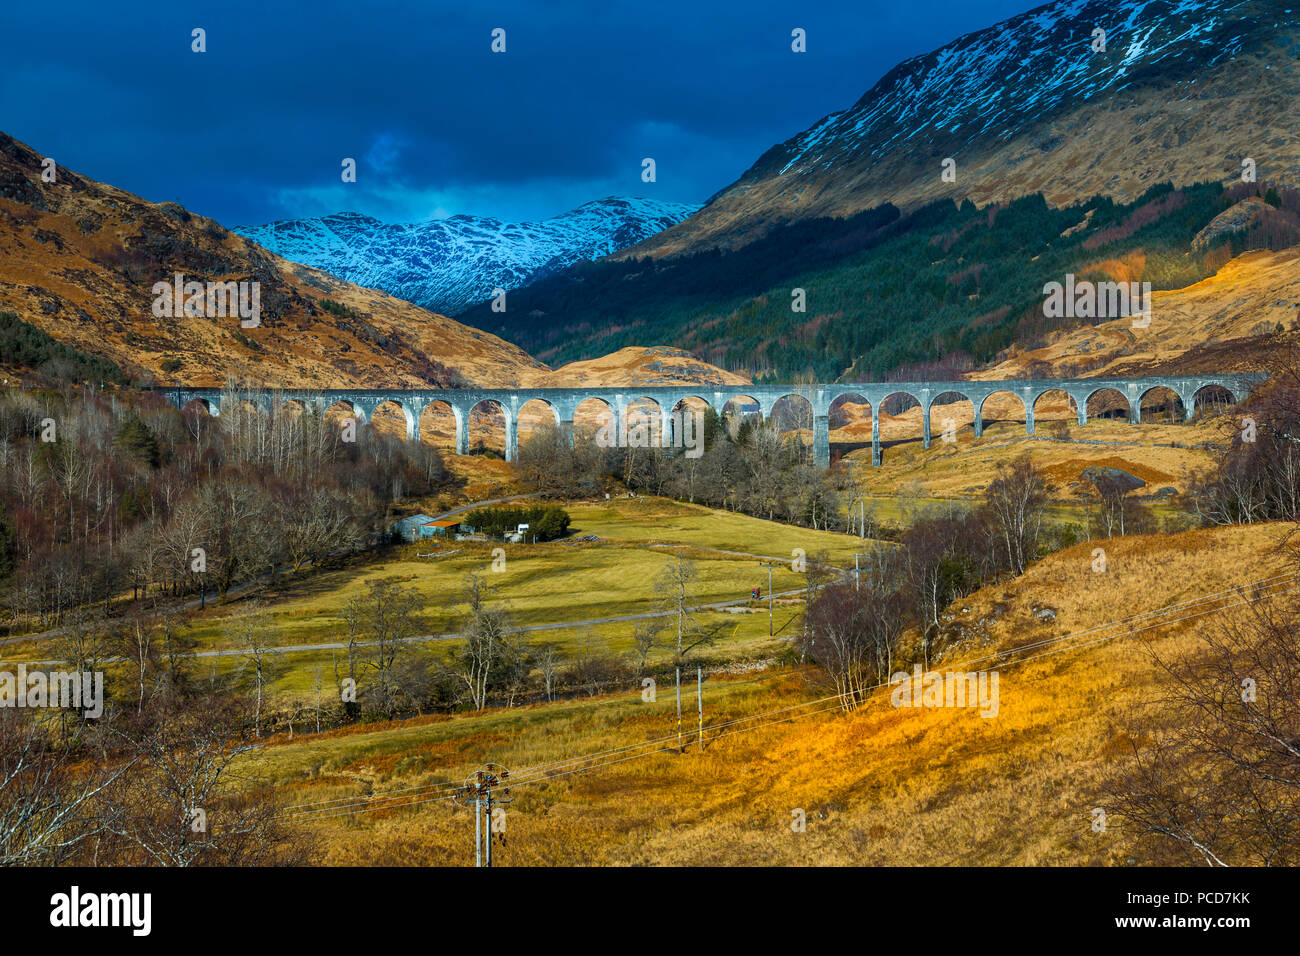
[841,417,1224,530]
[172,495,866,648]
[248,520,1293,866]
[564,495,870,560]
[845,417,1222,497]
[1,496,871,699]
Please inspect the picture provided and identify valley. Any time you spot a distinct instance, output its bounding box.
[248,519,1293,867]
[0,0,1297,884]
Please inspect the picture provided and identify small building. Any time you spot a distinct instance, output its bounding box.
[424,519,461,537]
[390,513,436,542]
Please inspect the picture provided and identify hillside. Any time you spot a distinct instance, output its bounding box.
[459,180,1300,378]
[238,198,698,315]
[625,0,1300,259]
[977,246,1300,379]
[537,345,751,387]
[452,0,1300,383]
[244,520,1292,865]
[0,131,547,388]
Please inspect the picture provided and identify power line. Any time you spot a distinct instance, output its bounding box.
[282,571,1299,822]
[289,571,1300,815]
[503,578,1300,792]
[282,778,467,817]
[500,570,1300,788]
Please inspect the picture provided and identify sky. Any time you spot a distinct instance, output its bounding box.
[0,0,1034,228]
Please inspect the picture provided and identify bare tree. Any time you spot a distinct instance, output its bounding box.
[1090,472,1149,538]
[800,549,835,641]
[1105,592,1300,865]
[982,454,1046,575]
[312,668,324,733]
[123,615,157,715]
[335,594,366,720]
[278,484,366,573]
[790,582,904,712]
[653,555,721,663]
[0,712,130,865]
[194,475,277,599]
[537,644,561,701]
[104,694,314,866]
[328,579,423,718]
[567,636,625,697]
[632,620,664,675]
[797,585,877,710]
[453,573,512,710]
[228,600,275,737]
[362,578,423,717]
[516,423,606,498]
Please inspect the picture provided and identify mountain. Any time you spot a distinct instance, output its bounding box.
[623,0,1300,259]
[457,0,1300,381]
[0,131,551,388]
[459,177,1300,378]
[236,197,699,314]
[0,130,746,392]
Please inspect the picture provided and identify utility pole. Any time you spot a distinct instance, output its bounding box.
[454,763,512,867]
[676,666,682,752]
[697,665,703,750]
[760,561,781,636]
[851,555,872,592]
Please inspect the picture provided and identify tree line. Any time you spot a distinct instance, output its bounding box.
[461,504,571,542]
[518,408,853,531]
[0,384,449,631]
[794,455,1052,707]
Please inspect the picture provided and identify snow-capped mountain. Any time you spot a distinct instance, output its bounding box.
[626,0,1298,258]
[237,197,698,314]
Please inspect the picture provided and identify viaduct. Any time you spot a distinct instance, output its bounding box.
[164,374,1261,468]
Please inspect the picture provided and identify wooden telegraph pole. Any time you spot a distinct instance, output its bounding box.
[697,665,703,750]
[676,666,682,752]
[759,561,781,635]
[852,554,872,591]
[454,764,512,867]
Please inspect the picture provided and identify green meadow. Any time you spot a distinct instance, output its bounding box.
[37,496,876,699]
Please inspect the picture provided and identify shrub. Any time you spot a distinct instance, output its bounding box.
[462,505,571,542]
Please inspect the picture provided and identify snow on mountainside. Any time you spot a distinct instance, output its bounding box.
[0,130,547,389]
[626,0,1299,258]
[777,0,1254,171]
[237,197,699,314]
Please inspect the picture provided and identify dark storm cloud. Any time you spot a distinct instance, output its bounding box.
[0,0,1032,226]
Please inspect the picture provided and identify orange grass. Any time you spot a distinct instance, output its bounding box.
[247,521,1292,865]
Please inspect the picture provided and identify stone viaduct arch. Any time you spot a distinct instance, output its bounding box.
[162,374,1262,469]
